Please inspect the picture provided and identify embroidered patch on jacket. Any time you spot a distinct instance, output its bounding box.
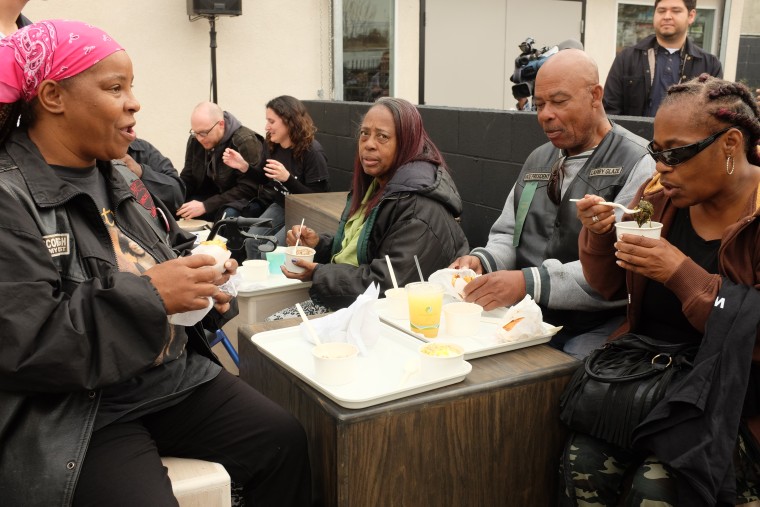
[129,179,157,217]
[589,167,623,177]
[44,233,70,257]
[524,172,550,181]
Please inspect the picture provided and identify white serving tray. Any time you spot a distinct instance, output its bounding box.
[250,322,472,409]
[236,274,303,294]
[374,299,559,360]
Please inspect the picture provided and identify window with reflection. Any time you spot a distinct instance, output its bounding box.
[616,3,716,53]
[342,0,393,102]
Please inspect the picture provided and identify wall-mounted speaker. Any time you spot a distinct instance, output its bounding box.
[187,0,242,17]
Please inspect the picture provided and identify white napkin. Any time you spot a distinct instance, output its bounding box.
[168,243,233,326]
[168,299,214,326]
[428,268,479,300]
[300,283,381,356]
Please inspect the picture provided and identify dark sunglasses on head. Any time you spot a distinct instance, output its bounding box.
[647,126,733,167]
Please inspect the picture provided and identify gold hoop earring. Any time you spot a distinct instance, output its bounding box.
[726,155,735,175]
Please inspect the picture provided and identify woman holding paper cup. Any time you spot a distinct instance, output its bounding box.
[271,97,468,316]
[0,20,310,506]
[563,76,760,504]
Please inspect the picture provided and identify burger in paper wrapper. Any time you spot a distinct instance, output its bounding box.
[428,268,479,300]
[495,295,545,343]
[193,240,231,274]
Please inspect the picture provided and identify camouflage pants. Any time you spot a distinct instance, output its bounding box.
[559,432,677,506]
[559,431,760,506]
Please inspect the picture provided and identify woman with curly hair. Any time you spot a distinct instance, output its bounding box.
[223,95,329,258]
[565,75,760,505]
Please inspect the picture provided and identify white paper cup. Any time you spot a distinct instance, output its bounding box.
[312,342,359,386]
[418,342,465,379]
[614,221,663,241]
[443,302,482,337]
[383,287,409,320]
[284,246,316,274]
[241,259,269,282]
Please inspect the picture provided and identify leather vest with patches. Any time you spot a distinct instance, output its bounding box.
[514,123,647,268]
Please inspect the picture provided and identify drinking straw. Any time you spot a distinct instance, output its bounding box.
[413,255,424,281]
[385,255,399,289]
[296,303,321,345]
[294,218,305,248]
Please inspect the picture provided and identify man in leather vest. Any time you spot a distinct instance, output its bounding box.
[450,49,655,359]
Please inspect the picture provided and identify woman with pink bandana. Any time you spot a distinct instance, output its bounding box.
[0,20,311,506]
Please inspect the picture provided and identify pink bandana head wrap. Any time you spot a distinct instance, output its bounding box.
[0,19,124,103]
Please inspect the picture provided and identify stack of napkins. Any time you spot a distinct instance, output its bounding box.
[300,283,381,356]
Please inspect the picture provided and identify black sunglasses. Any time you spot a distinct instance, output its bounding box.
[647,126,733,167]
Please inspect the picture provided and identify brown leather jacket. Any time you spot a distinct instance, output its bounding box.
[579,173,760,354]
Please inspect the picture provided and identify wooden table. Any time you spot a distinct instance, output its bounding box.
[284,191,348,236]
[239,319,579,506]
[214,281,312,374]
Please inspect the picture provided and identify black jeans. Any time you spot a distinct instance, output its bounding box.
[72,369,311,507]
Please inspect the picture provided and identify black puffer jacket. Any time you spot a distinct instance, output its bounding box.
[0,131,227,506]
[310,161,469,309]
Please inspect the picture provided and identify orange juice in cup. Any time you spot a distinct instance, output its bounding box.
[406,282,444,338]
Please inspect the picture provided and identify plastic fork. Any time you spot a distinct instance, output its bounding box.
[569,198,639,214]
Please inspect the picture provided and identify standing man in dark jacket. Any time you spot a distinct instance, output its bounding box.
[603,0,722,117]
[177,101,264,221]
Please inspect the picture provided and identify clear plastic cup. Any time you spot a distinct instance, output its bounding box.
[406,282,445,338]
[265,248,287,274]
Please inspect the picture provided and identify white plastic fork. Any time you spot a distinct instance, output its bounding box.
[569,198,639,214]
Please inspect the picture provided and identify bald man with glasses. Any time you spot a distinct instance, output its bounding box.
[178,101,264,221]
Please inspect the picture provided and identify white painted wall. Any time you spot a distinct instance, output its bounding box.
[423,0,582,109]
[742,0,760,33]
[394,0,420,103]
[24,0,332,169]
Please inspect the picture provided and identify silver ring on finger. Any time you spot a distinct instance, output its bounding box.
[592,215,600,224]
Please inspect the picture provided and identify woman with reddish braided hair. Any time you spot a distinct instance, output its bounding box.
[563,75,760,505]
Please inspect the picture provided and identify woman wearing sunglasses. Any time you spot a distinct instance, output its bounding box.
[566,75,760,504]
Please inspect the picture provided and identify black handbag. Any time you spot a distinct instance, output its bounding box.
[559,333,698,448]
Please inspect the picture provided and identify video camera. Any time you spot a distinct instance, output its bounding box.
[509,37,559,100]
